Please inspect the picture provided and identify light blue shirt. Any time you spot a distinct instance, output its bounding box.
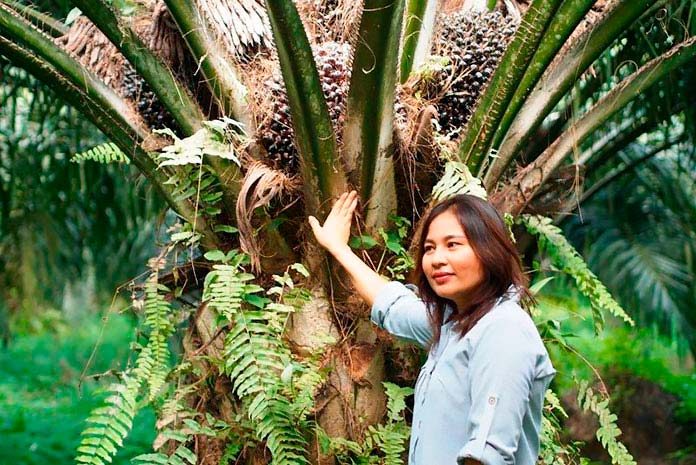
[371,282,556,465]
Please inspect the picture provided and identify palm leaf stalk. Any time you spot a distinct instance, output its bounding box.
[343,0,405,229]
[0,3,143,141]
[582,97,693,172]
[485,0,664,188]
[69,0,243,213]
[263,0,347,217]
[494,36,696,215]
[71,0,205,135]
[400,0,437,83]
[457,0,564,173]
[3,0,67,37]
[0,6,221,249]
[486,0,596,163]
[163,0,251,130]
[577,117,652,168]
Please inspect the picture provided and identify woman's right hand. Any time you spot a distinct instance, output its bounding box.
[308,190,358,255]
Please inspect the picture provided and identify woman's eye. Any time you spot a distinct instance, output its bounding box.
[447,242,460,248]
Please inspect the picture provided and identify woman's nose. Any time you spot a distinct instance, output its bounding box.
[431,247,447,266]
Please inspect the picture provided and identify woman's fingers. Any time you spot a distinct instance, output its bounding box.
[347,192,358,214]
[334,191,349,212]
[308,215,320,232]
[320,191,358,226]
[340,190,357,217]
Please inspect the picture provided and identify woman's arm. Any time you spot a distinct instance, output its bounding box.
[310,191,433,347]
[308,191,389,306]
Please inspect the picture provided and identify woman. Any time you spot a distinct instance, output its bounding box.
[308,191,555,465]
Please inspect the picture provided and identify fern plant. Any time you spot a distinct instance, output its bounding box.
[142,273,174,400]
[75,267,174,465]
[576,380,636,465]
[133,415,230,465]
[71,142,130,164]
[320,382,413,465]
[203,253,310,465]
[521,215,634,332]
[539,390,583,465]
[76,376,140,465]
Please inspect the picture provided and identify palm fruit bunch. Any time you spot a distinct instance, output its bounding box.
[425,10,517,137]
[121,67,178,131]
[258,41,351,173]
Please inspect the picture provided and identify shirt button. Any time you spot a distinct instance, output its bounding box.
[488,396,497,405]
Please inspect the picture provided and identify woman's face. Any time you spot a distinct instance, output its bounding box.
[422,209,485,310]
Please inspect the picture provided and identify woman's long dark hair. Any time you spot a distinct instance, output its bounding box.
[412,194,532,346]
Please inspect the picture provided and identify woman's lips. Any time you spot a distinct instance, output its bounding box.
[432,273,454,284]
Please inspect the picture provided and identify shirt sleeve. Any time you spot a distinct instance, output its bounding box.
[370,281,432,348]
[456,319,545,465]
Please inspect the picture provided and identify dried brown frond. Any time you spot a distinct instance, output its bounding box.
[393,83,445,219]
[296,0,363,44]
[57,16,126,87]
[235,161,300,272]
[197,0,271,60]
[237,53,281,155]
[146,1,188,71]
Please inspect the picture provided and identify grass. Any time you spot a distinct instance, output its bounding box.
[0,308,155,465]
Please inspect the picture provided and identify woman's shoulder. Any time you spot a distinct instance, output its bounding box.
[470,299,544,350]
[469,300,555,378]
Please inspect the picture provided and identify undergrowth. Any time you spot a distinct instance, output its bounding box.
[538,281,696,422]
[0,311,154,465]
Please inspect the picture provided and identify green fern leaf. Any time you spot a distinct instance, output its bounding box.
[431,160,487,201]
[75,377,139,465]
[71,142,130,164]
[204,263,309,465]
[143,275,174,400]
[576,381,636,465]
[520,215,634,332]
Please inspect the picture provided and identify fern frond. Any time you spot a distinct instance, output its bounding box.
[430,160,487,201]
[539,390,581,465]
[521,215,634,332]
[75,376,139,465]
[143,274,174,400]
[132,445,197,465]
[71,142,129,164]
[203,264,252,320]
[204,263,309,465]
[576,381,637,465]
[282,360,325,423]
[383,382,414,423]
[366,423,409,465]
[224,311,308,465]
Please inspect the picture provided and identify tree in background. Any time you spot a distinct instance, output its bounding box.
[0,61,163,338]
[1,0,694,464]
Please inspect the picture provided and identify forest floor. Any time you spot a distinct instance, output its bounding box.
[0,311,154,465]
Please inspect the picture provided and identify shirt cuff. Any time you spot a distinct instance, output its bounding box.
[457,442,506,465]
[370,281,413,328]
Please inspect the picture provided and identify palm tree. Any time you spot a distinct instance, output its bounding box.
[563,137,696,357]
[1,0,695,464]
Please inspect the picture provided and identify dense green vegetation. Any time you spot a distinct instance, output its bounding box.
[1,0,696,464]
[0,310,155,465]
